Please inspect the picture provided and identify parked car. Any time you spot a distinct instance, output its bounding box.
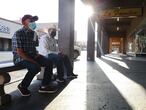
[74,45,81,59]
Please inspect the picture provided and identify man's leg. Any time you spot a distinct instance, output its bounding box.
[18,60,41,88]
[35,55,58,93]
[59,54,78,78]
[16,60,41,96]
[35,55,53,86]
[59,55,73,74]
[48,53,64,80]
[37,67,45,80]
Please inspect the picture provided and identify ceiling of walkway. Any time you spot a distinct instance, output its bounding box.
[82,0,145,37]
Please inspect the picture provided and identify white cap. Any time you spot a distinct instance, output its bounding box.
[48,24,60,31]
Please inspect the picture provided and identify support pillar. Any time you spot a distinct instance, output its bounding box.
[96,23,102,57]
[58,0,75,64]
[87,17,95,61]
[101,30,109,54]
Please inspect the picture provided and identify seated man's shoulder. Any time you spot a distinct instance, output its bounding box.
[13,28,23,38]
[41,34,49,40]
[43,34,49,37]
[16,28,24,34]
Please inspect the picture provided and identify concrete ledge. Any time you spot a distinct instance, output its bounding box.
[0,73,11,84]
[0,85,11,106]
[0,63,24,106]
[0,73,11,106]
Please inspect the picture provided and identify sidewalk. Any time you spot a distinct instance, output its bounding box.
[1,52,146,110]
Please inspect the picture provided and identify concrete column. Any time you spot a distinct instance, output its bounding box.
[96,23,102,57]
[101,30,109,54]
[58,0,75,64]
[87,17,95,61]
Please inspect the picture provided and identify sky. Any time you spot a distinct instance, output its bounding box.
[0,0,93,41]
[0,0,58,23]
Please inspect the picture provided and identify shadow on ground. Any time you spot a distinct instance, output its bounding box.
[86,61,132,110]
[0,80,71,110]
[100,55,146,89]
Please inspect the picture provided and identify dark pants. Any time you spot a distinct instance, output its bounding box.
[48,53,64,79]
[59,54,73,76]
[16,55,53,88]
[48,53,73,76]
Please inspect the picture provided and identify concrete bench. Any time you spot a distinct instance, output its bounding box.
[0,62,25,106]
[0,62,56,106]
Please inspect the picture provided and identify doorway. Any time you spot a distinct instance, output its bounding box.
[109,37,124,54]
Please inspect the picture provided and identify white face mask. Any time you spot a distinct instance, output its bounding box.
[29,22,37,30]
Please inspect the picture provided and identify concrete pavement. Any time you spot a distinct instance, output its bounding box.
[1,52,146,110]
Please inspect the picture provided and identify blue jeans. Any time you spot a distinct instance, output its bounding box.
[58,54,73,75]
[48,53,73,76]
[16,55,53,88]
[48,53,64,79]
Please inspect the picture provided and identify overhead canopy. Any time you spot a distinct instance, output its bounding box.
[81,0,145,37]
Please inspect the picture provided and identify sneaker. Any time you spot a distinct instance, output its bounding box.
[17,84,31,97]
[56,78,66,83]
[38,86,58,93]
[67,73,78,79]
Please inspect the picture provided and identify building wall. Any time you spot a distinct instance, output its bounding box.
[0,18,22,39]
[0,18,22,51]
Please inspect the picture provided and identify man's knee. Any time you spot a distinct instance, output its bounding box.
[57,58,64,65]
[29,64,41,73]
[63,55,69,58]
[45,59,53,68]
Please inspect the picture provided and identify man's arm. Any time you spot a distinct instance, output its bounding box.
[15,31,38,64]
[16,48,38,64]
[38,35,50,56]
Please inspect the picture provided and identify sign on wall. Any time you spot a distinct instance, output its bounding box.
[99,8,142,18]
[0,18,22,39]
[0,24,10,34]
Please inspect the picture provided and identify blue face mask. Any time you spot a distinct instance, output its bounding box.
[29,22,37,30]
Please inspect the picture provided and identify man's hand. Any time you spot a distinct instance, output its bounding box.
[58,52,65,57]
[16,48,40,66]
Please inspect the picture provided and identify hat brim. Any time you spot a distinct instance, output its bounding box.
[30,16,38,22]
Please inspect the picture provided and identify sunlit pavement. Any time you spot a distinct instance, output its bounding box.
[2,51,146,110]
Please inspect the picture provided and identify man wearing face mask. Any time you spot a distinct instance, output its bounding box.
[12,14,57,97]
[37,27,78,81]
[37,28,65,83]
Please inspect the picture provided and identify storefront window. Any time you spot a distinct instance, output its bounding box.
[127,42,133,52]
[135,34,146,54]
[0,38,13,63]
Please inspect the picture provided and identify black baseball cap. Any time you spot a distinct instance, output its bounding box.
[21,14,38,23]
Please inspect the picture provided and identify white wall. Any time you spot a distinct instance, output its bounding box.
[0,18,22,39]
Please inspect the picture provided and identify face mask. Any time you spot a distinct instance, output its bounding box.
[29,22,37,30]
[50,31,56,37]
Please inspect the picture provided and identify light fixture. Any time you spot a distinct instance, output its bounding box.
[129,16,137,18]
[117,17,120,22]
[117,27,119,31]
[85,5,94,17]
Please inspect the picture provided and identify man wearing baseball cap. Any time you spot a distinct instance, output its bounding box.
[12,14,57,96]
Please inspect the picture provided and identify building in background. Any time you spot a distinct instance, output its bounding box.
[0,18,58,51]
[0,19,80,59]
[36,23,58,38]
[0,17,22,51]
